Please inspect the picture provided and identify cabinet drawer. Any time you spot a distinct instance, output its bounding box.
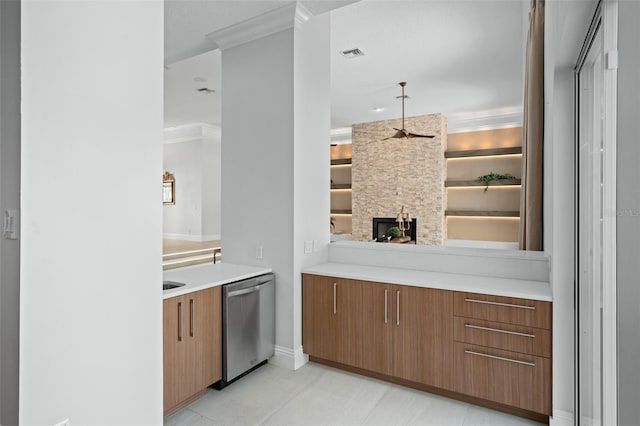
[453,342,551,415]
[454,292,551,329]
[453,316,551,358]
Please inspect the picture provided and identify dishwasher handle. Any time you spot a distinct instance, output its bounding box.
[227,281,273,298]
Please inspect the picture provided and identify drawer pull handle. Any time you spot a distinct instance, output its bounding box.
[465,323,536,338]
[177,302,183,342]
[396,290,400,326]
[333,282,337,315]
[464,349,535,367]
[384,289,388,324]
[464,298,536,310]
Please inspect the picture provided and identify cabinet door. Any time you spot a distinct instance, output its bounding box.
[392,286,454,390]
[163,295,192,413]
[361,280,393,375]
[334,277,363,367]
[303,274,337,360]
[302,274,362,366]
[193,286,222,389]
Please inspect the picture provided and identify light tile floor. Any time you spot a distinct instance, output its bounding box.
[165,362,545,426]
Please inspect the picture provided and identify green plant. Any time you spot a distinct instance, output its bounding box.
[476,172,515,192]
[387,226,402,238]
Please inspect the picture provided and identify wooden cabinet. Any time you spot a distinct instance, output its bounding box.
[302,274,362,367]
[393,284,453,389]
[361,282,453,389]
[452,291,552,415]
[163,286,221,415]
[304,276,453,390]
[302,275,552,420]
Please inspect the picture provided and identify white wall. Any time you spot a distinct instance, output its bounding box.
[20,2,163,425]
[616,1,640,422]
[163,132,221,242]
[164,140,204,239]
[0,1,21,424]
[221,28,296,355]
[292,13,331,355]
[221,14,330,368]
[201,135,222,240]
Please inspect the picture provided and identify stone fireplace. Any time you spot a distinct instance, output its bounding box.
[351,113,447,245]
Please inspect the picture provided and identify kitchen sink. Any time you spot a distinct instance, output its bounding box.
[163,280,186,291]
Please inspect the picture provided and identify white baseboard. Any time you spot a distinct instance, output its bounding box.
[549,409,574,426]
[270,345,309,371]
[162,233,220,242]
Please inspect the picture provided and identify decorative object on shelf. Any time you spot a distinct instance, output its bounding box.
[383,82,435,140]
[163,172,175,205]
[330,216,336,231]
[387,226,402,239]
[476,172,515,192]
[396,205,411,236]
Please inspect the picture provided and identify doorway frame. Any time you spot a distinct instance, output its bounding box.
[574,1,618,425]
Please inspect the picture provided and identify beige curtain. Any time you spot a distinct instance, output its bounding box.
[519,0,545,251]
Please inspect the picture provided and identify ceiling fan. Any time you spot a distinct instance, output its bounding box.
[383,82,435,140]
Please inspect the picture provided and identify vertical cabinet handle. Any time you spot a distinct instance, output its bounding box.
[396,290,400,325]
[189,298,194,337]
[384,288,388,324]
[177,301,183,342]
[333,282,337,315]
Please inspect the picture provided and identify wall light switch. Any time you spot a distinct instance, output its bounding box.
[304,240,313,254]
[312,240,318,252]
[256,246,263,260]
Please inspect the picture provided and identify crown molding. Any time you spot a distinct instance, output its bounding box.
[164,123,221,144]
[447,108,523,134]
[330,126,352,144]
[207,2,313,51]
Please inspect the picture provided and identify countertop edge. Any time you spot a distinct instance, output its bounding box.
[162,263,273,300]
[302,263,552,302]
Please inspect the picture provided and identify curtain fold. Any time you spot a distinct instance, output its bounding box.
[519,0,545,251]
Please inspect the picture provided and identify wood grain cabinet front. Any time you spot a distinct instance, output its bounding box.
[302,274,363,367]
[163,286,222,416]
[361,281,453,389]
[452,342,551,415]
[303,275,453,390]
[302,276,552,421]
[453,291,552,416]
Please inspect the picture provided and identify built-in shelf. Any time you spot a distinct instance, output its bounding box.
[445,179,522,188]
[331,209,352,215]
[331,158,352,166]
[444,146,522,158]
[330,184,352,190]
[445,210,520,217]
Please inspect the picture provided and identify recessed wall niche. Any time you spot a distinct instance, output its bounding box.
[351,114,447,245]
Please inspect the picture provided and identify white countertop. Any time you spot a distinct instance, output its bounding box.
[162,263,273,299]
[302,263,552,302]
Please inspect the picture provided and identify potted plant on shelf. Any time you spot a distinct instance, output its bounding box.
[476,172,515,192]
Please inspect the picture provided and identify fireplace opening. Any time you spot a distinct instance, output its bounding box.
[372,217,417,243]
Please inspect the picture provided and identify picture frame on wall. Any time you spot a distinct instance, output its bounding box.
[163,172,175,205]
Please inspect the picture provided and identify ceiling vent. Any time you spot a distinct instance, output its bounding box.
[340,48,364,59]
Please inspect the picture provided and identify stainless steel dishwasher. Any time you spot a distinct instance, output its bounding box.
[218,273,275,388]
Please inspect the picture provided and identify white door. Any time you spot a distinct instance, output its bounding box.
[577,25,604,426]
[576,3,618,424]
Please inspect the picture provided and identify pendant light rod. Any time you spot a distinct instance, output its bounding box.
[400,81,406,130]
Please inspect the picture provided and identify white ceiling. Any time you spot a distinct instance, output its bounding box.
[164,0,528,131]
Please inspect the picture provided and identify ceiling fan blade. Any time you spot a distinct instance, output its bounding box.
[406,132,435,139]
[383,128,409,140]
